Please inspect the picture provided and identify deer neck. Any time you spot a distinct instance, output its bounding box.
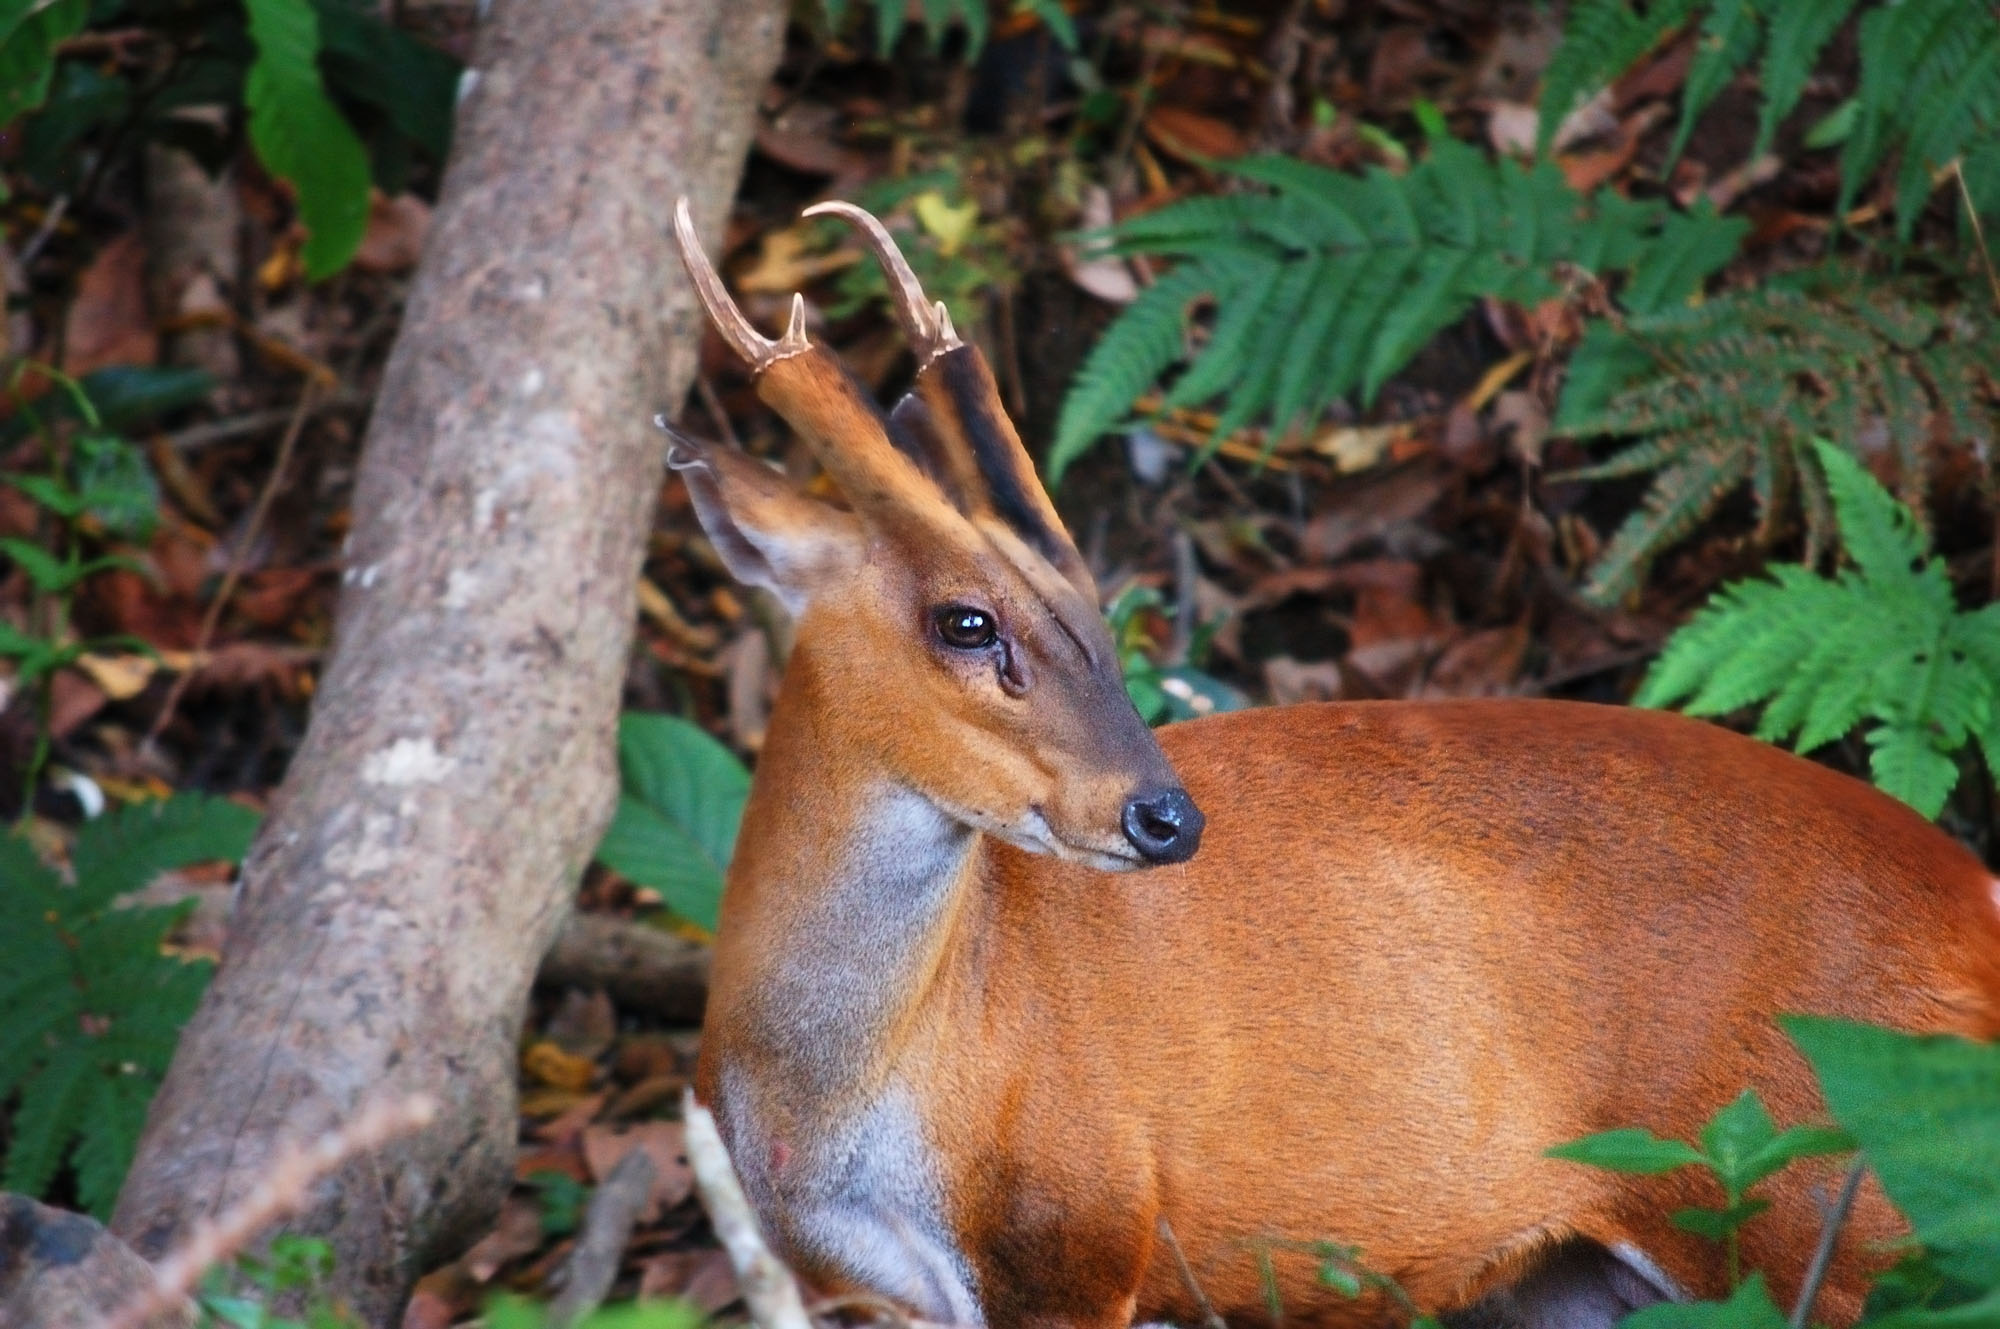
[705,651,982,1119]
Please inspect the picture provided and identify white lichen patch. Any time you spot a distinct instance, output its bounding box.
[443,568,481,609]
[361,737,456,786]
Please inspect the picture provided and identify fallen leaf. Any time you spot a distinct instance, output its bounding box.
[581,1120,693,1222]
[532,1092,607,1145]
[1142,106,1248,163]
[74,652,158,701]
[1491,390,1550,468]
[638,1248,740,1312]
[67,233,158,375]
[544,987,616,1060]
[1486,102,1540,157]
[460,1195,544,1282]
[912,192,980,257]
[522,1040,597,1092]
[353,193,432,274]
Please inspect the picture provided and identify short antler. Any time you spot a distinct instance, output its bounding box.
[809,201,1095,596]
[670,197,960,530]
[803,201,964,370]
[673,199,811,370]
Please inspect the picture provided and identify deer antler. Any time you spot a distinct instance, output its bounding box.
[803,201,964,369]
[672,198,810,371]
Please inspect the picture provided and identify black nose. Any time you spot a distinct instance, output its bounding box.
[1121,787,1204,864]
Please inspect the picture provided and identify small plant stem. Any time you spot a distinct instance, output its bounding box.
[146,376,323,747]
[1158,1216,1228,1329]
[1789,1162,1867,1329]
[1955,161,2000,314]
[95,1095,437,1329]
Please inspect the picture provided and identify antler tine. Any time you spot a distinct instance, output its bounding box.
[803,200,964,366]
[673,198,810,371]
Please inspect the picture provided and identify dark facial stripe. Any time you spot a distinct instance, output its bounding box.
[936,349,1068,563]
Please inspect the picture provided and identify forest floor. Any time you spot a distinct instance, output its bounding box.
[4,0,1992,1321]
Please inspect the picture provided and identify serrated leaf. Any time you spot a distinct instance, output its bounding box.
[1787,1017,2000,1285]
[73,1070,154,1218]
[72,793,262,908]
[1546,1128,1706,1175]
[592,714,750,931]
[1670,1198,1769,1241]
[3,1045,94,1197]
[1868,725,1961,819]
[1624,1273,1789,1329]
[243,0,372,280]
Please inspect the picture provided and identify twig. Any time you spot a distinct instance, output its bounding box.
[18,194,71,268]
[146,378,322,746]
[163,391,366,454]
[1955,161,2000,314]
[538,911,712,1022]
[1788,1161,1867,1329]
[682,1090,814,1329]
[694,373,742,449]
[545,1146,659,1329]
[1157,1216,1227,1329]
[96,1094,438,1329]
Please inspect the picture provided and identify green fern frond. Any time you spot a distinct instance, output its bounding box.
[1757,0,1864,161]
[0,792,260,1217]
[1537,0,1704,155]
[1637,440,1994,818]
[70,792,260,908]
[1554,271,2000,603]
[1667,0,1762,167]
[1049,149,1746,482]
[1844,0,2000,236]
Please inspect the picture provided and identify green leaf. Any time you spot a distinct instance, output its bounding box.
[0,536,76,593]
[3,1044,94,1197]
[72,432,159,540]
[1868,725,1961,820]
[1624,1273,1788,1329]
[71,793,262,909]
[1697,1089,1778,1193]
[1670,1198,1769,1241]
[1786,1016,2000,1285]
[310,0,460,162]
[72,1069,154,1218]
[1868,1285,2000,1329]
[1546,1128,1706,1175]
[592,714,750,931]
[0,0,88,122]
[242,0,372,281]
[79,366,217,431]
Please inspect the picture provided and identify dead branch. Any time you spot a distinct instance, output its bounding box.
[97,1095,436,1329]
[543,1146,659,1328]
[682,1091,814,1329]
[537,912,711,1022]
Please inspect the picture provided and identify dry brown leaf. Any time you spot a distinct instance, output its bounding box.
[522,1039,598,1092]
[638,1248,740,1312]
[353,193,432,274]
[460,1195,545,1282]
[581,1120,694,1223]
[531,1091,608,1144]
[67,232,158,375]
[74,652,157,701]
[1142,106,1248,163]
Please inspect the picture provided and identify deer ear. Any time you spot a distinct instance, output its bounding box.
[662,422,861,615]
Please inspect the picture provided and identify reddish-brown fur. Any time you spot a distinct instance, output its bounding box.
[667,198,2000,1329]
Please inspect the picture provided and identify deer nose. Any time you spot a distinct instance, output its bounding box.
[1122,787,1204,864]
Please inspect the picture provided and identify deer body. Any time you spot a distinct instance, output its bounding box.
[665,200,2000,1329]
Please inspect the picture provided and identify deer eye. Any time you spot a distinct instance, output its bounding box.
[933,605,997,650]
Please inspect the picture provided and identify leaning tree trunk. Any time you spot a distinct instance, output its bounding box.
[111,0,784,1319]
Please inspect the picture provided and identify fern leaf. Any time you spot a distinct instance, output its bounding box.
[1621,201,1751,314]
[70,793,261,909]
[243,0,372,280]
[1813,441,1931,589]
[1867,724,1961,819]
[1054,147,1742,480]
[1049,260,1216,482]
[1667,0,1763,169]
[1585,441,1754,602]
[73,1071,153,1219]
[1538,0,1704,155]
[3,1044,94,1198]
[1755,0,1862,160]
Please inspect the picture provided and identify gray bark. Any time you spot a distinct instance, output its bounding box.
[110,1,784,1321]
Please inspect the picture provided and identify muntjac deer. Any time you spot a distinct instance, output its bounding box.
[665,197,2000,1329]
